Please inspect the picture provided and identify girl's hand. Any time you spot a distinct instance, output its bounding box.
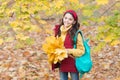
[68,54,75,59]
[55,49,67,54]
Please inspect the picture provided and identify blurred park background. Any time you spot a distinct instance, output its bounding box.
[0,0,120,80]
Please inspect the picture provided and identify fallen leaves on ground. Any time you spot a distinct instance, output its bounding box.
[0,29,120,80]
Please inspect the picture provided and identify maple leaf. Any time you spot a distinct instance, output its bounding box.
[96,0,109,5]
[16,33,29,40]
[69,0,79,4]
[42,36,68,64]
[0,38,3,45]
[111,40,120,46]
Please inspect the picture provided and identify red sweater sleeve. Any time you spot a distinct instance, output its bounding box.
[53,25,60,37]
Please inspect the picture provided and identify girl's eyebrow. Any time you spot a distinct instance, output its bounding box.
[69,17,74,20]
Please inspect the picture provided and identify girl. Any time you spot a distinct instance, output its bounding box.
[52,10,85,80]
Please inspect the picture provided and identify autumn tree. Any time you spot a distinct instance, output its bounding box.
[0,0,119,51]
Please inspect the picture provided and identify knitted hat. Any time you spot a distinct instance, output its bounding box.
[64,10,78,20]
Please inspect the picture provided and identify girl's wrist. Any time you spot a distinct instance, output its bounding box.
[66,49,70,54]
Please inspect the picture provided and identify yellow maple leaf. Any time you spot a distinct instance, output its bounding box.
[54,49,68,62]
[42,0,50,8]
[39,20,47,24]
[10,21,19,28]
[79,3,84,8]
[42,36,62,54]
[5,37,14,42]
[69,0,79,3]
[48,53,55,64]
[104,35,113,42]
[52,0,64,9]
[52,49,67,64]
[42,36,67,64]
[96,0,109,5]
[111,40,120,46]
[83,9,93,17]
[29,25,41,32]
[99,16,106,22]
[58,52,68,61]
[0,38,3,45]
[53,54,59,64]
[16,33,29,40]
[45,28,53,35]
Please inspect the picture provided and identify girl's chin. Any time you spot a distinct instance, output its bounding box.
[64,24,71,27]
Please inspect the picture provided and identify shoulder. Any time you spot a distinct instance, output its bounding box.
[76,29,83,38]
[53,25,60,31]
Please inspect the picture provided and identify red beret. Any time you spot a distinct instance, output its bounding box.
[64,10,78,20]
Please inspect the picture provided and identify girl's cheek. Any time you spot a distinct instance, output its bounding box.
[70,21,74,24]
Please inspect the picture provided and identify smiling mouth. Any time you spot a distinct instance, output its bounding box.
[64,22,69,25]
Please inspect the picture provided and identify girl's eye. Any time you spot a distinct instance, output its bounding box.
[64,17,67,19]
[64,17,72,21]
[69,18,72,21]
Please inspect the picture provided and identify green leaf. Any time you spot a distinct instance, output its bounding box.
[5,37,14,42]
[15,41,25,49]
[93,42,106,52]
[25,38,35,45]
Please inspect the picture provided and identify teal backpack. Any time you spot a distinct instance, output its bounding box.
[73,30,93,78]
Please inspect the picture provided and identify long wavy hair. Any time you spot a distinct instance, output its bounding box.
[57,12,80,40]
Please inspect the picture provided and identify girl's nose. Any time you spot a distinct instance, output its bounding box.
[65,19,69,22]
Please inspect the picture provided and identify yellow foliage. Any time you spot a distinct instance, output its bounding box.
[5,37,14,42]
[42,36,68,64]
[54,0,64,9]
[29,25,41,32]
[39,20,47,24]
[96,0,109,5]
[83,9,93,17]
[69,0,79,4]
[104,35,113,42]
[42,36,63,54]
[55,49,68,61]
[10,20,21,28]
[104,34,114,42]
[111,40,120,46]
[79,3,85,8]
[21,4,28,13]
[0,38,3,45]
[44,25,53,35]
[42,0,50,8]
[18,14,30,20]
[99,16,106,22]
[16,33,29,41]
[93,42,105,52]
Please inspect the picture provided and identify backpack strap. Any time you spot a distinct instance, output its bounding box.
[73,30,84,49]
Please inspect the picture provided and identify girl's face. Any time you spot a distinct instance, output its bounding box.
[63,13,75,27]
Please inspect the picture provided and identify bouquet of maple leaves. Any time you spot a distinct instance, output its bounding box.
[42,36,68,64]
